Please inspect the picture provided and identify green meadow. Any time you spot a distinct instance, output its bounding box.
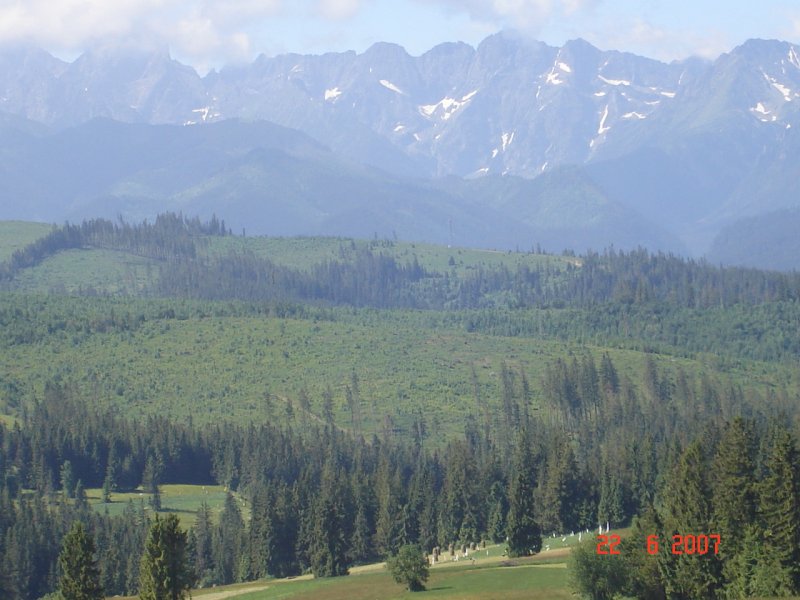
[0,220,54,262]
[204,235,572,275]
[85,484,231,528]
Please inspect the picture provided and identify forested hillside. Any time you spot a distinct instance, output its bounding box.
[0,216,799,599]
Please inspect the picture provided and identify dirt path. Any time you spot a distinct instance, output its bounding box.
[193,584,271,600]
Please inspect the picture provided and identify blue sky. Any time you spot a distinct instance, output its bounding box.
[0,0,798,69]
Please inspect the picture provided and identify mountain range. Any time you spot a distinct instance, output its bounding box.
[1,33,800,268]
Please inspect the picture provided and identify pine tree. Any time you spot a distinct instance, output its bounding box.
[74,480,89,512]
[60,460,75,500]
[659,441,721,599]
[212,492,244,584]
[711,417,757,577]
[310,462,351,577]
[759,427,800,593]
[138,513,193,600]
[621,504,665,600]
[506,431,541,557]
[101,473,112,504]
[349,496,373,565]
[191,502,214,585]
[58,521,103,600]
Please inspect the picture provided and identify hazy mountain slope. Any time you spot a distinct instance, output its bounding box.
[439,168,682,252]
[708,208,800,271]
[0,117,679,251]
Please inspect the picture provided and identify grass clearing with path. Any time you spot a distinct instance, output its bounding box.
[86,484,231,528]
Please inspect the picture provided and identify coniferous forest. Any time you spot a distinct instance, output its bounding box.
[0,215,799,599]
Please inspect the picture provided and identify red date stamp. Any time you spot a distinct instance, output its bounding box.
[596,534,621,555]
[596,534,721,555]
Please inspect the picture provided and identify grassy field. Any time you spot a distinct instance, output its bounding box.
[114,541,580,600]
[229,563,571,600]
[10,247,158,294]
[0,220,54,262]
[85,484,232,528]
[204,235,572,276]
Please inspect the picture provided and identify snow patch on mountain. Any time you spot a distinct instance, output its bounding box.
[379,80,404,94]
[597,105,611,134]
[660,91,676,98]
[501,131,515,151]
[192,107,214,122]
[418,91,476,120]
[594,91,606,97]
[598,75,630,86]
[393,123,406,132]
[324,87,342,101]
[622,112,647,120]
[546,71,564,85]
[763,73,793,101]
[558,62,572,73]
[750,102,777,122]
[772,81,792,101]
[789,47,800,69]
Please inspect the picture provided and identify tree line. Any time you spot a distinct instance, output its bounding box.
[0,213,228,280]
[4,215,800,312]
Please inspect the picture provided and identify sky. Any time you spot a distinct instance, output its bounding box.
[0,0,798,71]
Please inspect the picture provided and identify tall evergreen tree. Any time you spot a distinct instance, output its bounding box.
[212,492,244,584]
[659,441,721,600]
[60,461,75,500]
[58,521,103,600]
[310,462,351,577]
[191,502,214,585]
[712,418,757,568]
[758,427,800,593]
[506,430,541,557]
[139,514,193,600]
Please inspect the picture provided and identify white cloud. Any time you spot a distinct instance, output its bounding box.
[586,17,730,62]
[317,0,364,20]
[0,0,281,65]
[787,15,800,38]
[413,0,600,30]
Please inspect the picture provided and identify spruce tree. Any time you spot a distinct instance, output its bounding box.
[60,461,75,500]
[192,502,214,584]
[139,513,193,600]
[58,521,103,600]
[712,417,757,588]
[620,505,665,600]
[310,462,351,577]
[759,427,800,593]
[506,430,541,557]
[659,441,721,599]
[212,492,244,584]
